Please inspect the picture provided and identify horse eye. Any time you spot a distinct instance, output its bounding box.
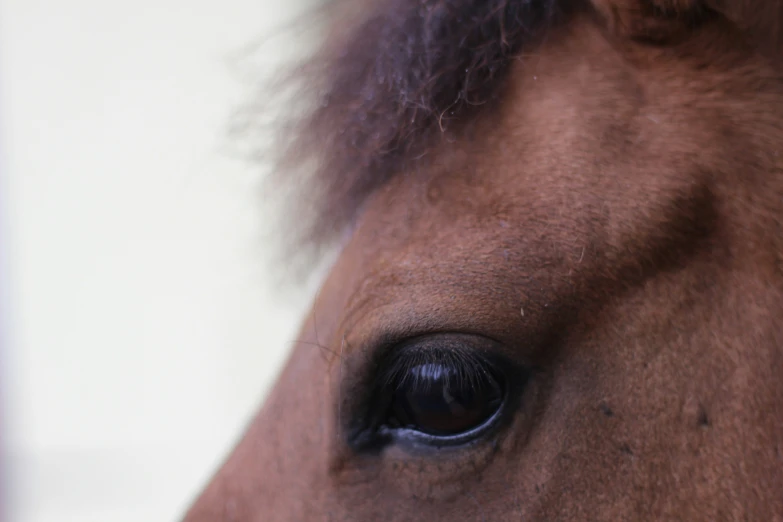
[387,361,505,437]
[348,336,521,452]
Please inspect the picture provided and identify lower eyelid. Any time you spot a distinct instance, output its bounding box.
[380,394,509,450]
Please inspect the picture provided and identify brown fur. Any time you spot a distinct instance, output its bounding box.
[272,0,565,258]
[184,0,783,520]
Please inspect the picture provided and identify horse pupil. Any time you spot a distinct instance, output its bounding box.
[392,362,502,436]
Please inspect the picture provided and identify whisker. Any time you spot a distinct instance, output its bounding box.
[312,283,328,364]
[337,334,347,440]
[288,339,342,361]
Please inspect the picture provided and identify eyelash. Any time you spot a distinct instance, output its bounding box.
[379,345,499,393]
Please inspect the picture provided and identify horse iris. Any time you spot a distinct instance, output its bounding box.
[390,362,504,436]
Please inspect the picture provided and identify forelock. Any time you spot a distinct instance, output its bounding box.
[247,0,566,275]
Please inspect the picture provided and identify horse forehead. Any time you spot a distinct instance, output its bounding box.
[318,14,773,350]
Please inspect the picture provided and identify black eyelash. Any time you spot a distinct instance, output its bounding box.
[379,343,498,394]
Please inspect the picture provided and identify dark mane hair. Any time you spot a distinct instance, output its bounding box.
[255,0,564,268]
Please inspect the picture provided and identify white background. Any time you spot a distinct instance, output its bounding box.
[0,1,320,520]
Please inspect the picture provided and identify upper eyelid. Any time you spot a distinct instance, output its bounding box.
[339,296,557,371]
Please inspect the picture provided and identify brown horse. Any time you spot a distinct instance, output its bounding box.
[183,0,783,519]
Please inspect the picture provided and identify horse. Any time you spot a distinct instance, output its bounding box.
[183,0,783,519]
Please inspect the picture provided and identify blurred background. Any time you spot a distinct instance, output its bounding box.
[0,1,322,520]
